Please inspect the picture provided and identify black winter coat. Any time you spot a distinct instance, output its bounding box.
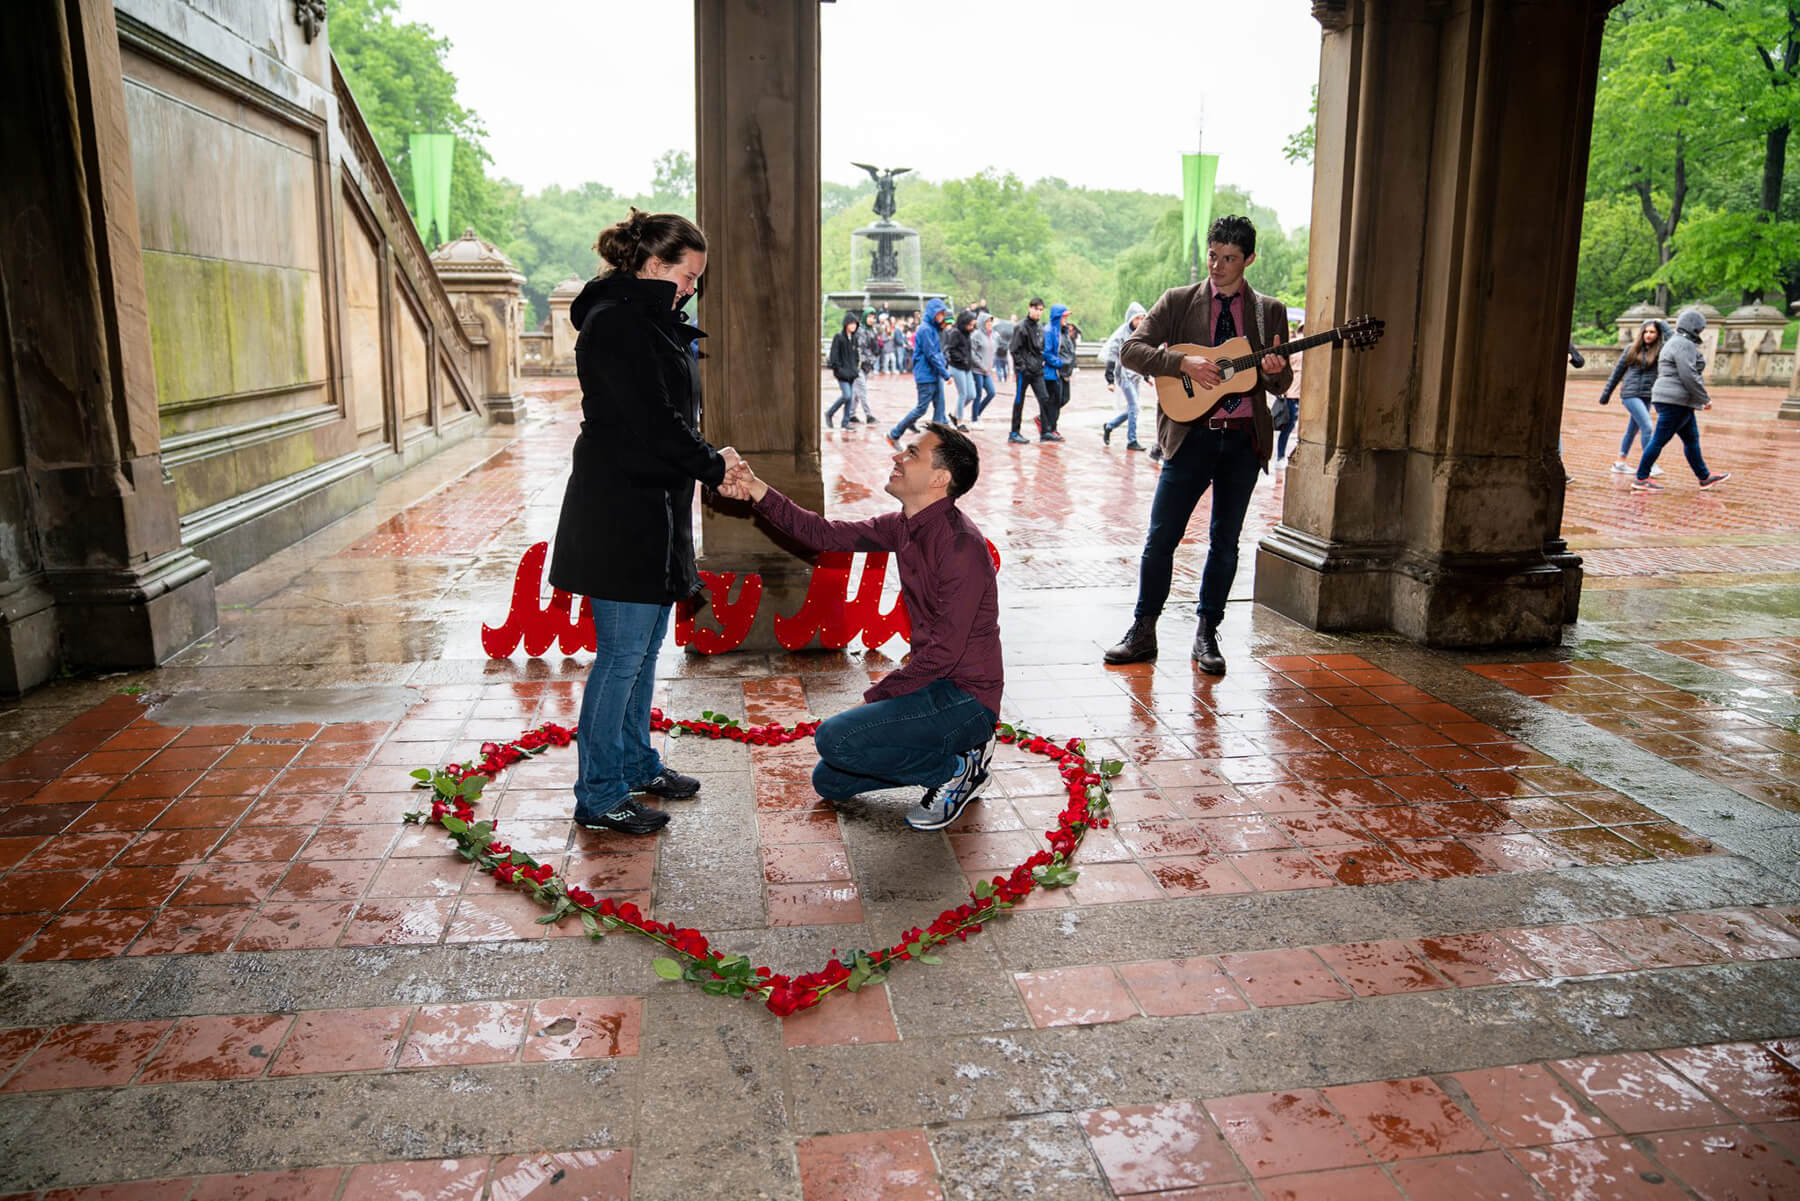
[944,321,974,370]
[828,328,860,381]
[1009,316,1045,375]
[548,274,727,605]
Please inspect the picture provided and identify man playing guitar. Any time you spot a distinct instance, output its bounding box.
[1104,214,1290,675]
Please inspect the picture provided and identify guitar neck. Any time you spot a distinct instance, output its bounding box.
[1223,327,1343,371]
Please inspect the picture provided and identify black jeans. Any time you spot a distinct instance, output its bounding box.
[1041,376,1067,435]
[1133,425,1261,626]
[1010,371,1050,435]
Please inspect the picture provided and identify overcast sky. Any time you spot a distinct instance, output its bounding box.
[393,0,1323,231]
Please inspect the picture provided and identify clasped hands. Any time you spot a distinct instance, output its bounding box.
[715,446,766,502]
[1179,334,1286,390]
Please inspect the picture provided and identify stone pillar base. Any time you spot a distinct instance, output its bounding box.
[1256,527,1570,648]
[0,579,61,695]
[487,392,529,424]
[49,548,217,670]
[688,553,817,654]
[1780,395,1800,421]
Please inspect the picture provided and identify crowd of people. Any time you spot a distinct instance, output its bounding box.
[826,291,1302,466]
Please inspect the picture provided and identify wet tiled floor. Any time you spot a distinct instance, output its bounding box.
[0,372,1797,1198]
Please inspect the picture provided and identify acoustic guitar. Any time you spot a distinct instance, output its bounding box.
[1149,315,1385,423]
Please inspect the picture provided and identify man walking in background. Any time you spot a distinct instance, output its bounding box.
[1007,299,1051,446]
[1102,301,1148,451]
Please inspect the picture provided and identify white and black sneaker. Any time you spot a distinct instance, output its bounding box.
[904,741,992,831]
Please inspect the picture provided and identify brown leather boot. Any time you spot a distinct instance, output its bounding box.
[1192,621,1226,675]
[1103,617,1158,664]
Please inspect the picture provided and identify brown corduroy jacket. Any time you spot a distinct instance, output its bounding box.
[1120,279,1293,469]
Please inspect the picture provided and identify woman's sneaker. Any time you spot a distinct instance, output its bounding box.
[574,797,670,835]
[1631,478,1664,492]
[1700,472,1731,489]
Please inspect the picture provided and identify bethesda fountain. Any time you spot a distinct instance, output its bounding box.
[824,163,943,321]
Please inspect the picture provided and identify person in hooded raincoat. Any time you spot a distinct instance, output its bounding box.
[1101,301,1148,451]
[888,298,953,444]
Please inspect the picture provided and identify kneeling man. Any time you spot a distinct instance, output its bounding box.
[720,425,999,830]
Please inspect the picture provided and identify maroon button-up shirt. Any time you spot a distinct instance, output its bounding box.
[752,488,1002,715]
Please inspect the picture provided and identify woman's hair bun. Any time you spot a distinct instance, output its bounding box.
[593,208,708,279]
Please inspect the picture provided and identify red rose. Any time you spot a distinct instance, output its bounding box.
[567,887,596,908]
[494,863,518,884]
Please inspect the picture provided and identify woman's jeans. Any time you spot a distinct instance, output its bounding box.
[825,378,854,426]
[891,378,945,439]
[949,368,975,420]
[971,371,997,420]
[575,600,671,820]
[1104,372,1140,444]
[1636,403,1711,481]
[811,680,997,800]
[1618,395,1654,455]
[995,357,1009,382]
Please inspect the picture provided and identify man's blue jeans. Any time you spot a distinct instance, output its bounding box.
[1104,372,1140,444]
[890,378,945,440]
[825,378,854,426]
[811,680,997,800]
[575,600,670,820]
[1637,403,1711,481]
[1134,426,1261,626]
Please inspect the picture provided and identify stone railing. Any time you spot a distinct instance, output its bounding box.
[521,333,552,376]
[1568,343,1793,388]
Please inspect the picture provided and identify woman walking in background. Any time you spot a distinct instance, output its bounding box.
[1632,307,1730,494]
[1599,317,1668,478]
[548,208,739,835]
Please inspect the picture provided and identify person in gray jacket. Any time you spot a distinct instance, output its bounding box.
[1101,301,1148,450]
[1598,318,1668,477]
[1633,307,1729,492]
[969,314,999,422]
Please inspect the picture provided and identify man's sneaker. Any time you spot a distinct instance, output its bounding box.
[1699,472,1731,489]
[574,797,670,835]
[1102,423,1113,446]
[885,434,899,449]
[904,747,990,831]
[1127,441,1145,451]
[634,768,700,799]
[1631,478,1664,492]
[1041,431,1065,443]
[1008,432,1029,445]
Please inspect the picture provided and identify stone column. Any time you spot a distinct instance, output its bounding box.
[1785,301,1800,421]
[0,0,215,689]
[1721,302,1787,387]
[431,228,528,423]
[548,277,583,376]
[1616,302,1666,346]
[1254,0,1611,647]
[693,0,824,652]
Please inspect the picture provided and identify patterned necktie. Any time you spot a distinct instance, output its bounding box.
[1215,295,1242,415]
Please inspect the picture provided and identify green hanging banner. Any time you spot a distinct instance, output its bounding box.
[408,133,456,245]
[1181,152,1219,273]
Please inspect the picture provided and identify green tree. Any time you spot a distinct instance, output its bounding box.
[328,0,516,245]
[1573,192,1664,327]
[931,171,1053,312]
[1284,85,1317,165]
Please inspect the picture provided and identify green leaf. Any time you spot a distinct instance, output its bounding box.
[700,979,729,996]
[652,958,683,980]
[409,768,433,781]
[1099,758,1124,777]
[973,879,996,900]
[534,911,560,925]
[918,952,943,965]
[440,816,469,835]
[462,775,488,801]
[998,723,1015,739]
[580,912,601,937]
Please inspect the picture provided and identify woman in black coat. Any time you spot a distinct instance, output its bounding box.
[547,208,737,835]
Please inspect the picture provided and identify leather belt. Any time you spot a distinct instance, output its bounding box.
[1205,417,1254,431]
